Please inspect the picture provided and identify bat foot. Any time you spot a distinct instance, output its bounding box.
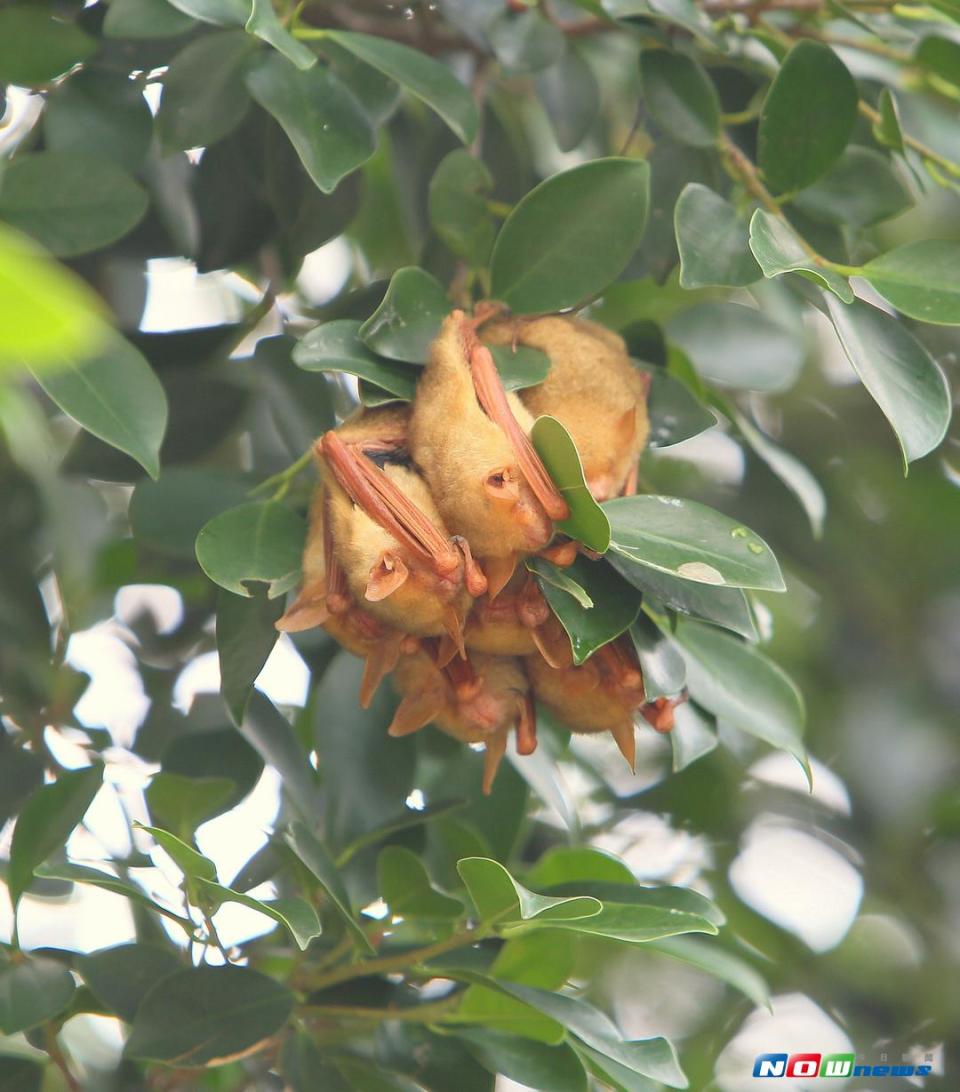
[538,540,578,568]
[640,691,687,733]
[452,535,488,597]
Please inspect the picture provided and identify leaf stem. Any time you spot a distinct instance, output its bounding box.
[249,448,316,501]
[300,996,460,1023]
[858,100,960,179]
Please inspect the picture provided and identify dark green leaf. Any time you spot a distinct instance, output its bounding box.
[246,53,376,194]
[0,153,148,258]
[748,209,853,302]
[916,34,960,88]
[283,1032,352,1092]
[428,151,496,267]
[146,772,235,839]
[669,702,718,771]
[0,7,95,85]
[195,501,305,598]
[758,41,857,193]
[378,846,465,919]
[649,935,770,1008]
[294,319,419,399]
[792,146,912,228]
[0,959,75,1034]
[124,966,294,1064]
[489,345,552,392]
[217,587,282,725]
[0,735,43,827]
[359,267,450,363]
[0,1057,43,1092]
[860,240,960,325]
[323,39,402,126]
[246,0,317,69]
[605,495,785,591]
[674,183,760,289]
[641,50,719,147]
[457,857,601,924]
[196,880,322,949]
[490,158,651,313]
[338,798,467,865]
[165,0,248,24]
[78,944,183,1022]
[8,764,103,908]
[537,44,601,152]
[129,469,252,557]
[873,88,904,153]
[457,1029,588,1092]
[104,0,197,38]
[637,362,717,448]
[489,10,565,73]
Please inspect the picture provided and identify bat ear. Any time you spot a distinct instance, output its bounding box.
[365,553,409,601]
[484,466,520,501]
[615,405,638,445]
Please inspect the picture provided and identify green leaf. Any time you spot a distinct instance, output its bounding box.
[531,555,640,665]
[640,49,719,148]
[0,738,43,828]
[873,88,904,153]
[157,30,255,152]
[527,557,595,609]
[530,415,611,552]
[537,43,601,152]
[358,267,450,363]
[526,847,636,888]
[637,361,717,448]
[165,0,248,23]
[649,936,770,1008]
[674,183,760,289]
[490,158,651,313]
[791,146,913,229]
[195,501,305,598]
[246,53,375,194]
[666,301,805,392]
[378,846,465,920]
[136,823,218,883]
[748,209,853,302]
[8,764,103,908]
[916,34,960,88]
[489,9,565,73]
[146,771,235,840]
[246,0,316,69]
[0,224,108,373]
[325,30,478,144]
[30,333,167,479]
[129,469,252,557]
[758,41,857,193]
[672,619,808,775]
[669,702,718,772]
[283,1033,351,1092]
[323,39,402,126]
[428,150,496,267]
[196,880,322,950]
[859,240,960,325]
[0,7,95,86]
[124,966,294,1065]
[457,857,601,925]
[823,294,952,465]
[217,587,282,725]
[629,616,686,700]
[104,0,197,38]
[605,495,784,591]
[0,152,148,258]
[489,345,552,392]
[456,1029,589,1092]
[78,944,183,1022]
[0,1057,43,1092]
[338,798,466,865]
[286,821,376,953]
[0,959,75,1035]
[44,70,153,172]
[293,319,419,399]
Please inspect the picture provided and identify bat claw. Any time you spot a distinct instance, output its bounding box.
[452,535,488,597]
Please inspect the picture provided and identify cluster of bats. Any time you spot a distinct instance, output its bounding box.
[277,308,684,792]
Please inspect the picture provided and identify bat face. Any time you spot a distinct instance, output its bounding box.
[484,315,651,502]
[465,569,570,667]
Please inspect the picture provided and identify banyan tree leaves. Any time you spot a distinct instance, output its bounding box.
[428,150,496,267]
[640,49,720,148]
[359,267,451,363]
[294,319,419,400]
[0,958,76,1035]
[0,7,96,86]
[858,240,960,325]
[674,183,760,289]
[195,501,305,598]
[748,210,853,303]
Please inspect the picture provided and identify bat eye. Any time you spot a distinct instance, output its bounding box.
[484,467,520,501]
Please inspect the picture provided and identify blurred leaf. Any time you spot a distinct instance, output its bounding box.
[129,468,252,557]
[0,734,43,828]
[294,319,419,399]
[791,146,913,229]
[669,701,718,771]
[104,0,196,37]
[8,764,103,908]
[146,772,235,839]
[246,0,317,69]
[124,966,294,1065]
[0,7,95,85]
[283,1033,352,1092]
[195,501,305,598]
[637,361,717,448]
[324,39,402,126]
[326,31,478,144]
[0,1057,43,1091]
[674,183,760,289]
[456,1029,588,1092]
[860,240,960,325]
[873,88,904,153]
[641,50,719,148]
[916,34,960,88]
[217,587,283,725]
[159,723,264,816]
[339,799,467,865]
[758,41,857,193]
[629,616,686,700]
[30,333,167,479]
[136,824,219,883]
[196,880,322,949]
[0,153,148,258]
[238,694,320,824]
[359,267,450,363]
[490,158,651,313]
[378,846,465,919]
[823,294,952,465]
[666,301,805,392]
[530,415,611,552]
[0,958,75,1035]
[489,10,565,73]
[157,30,255,152]
[537,44,601,152]
[428,151,496,267]
[78,944,183,1022]
[649,935,770,1008]
[246,53,375,194]
[166,0,248,23]
[457,857,601,924]
[526,848,635,888]
[528,557,594,608]
[748,209,853,302]
[605,495,785,591]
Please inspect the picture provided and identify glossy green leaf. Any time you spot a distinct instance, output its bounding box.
[649,935,770,1008]
[0,7,95,85]
[526,847,636,888]
[378,846,465,919]
[129,469,252,557]
[860,240,960,325]
[78,944,183,1022]
[537,43,601,152]
[823,293,951,465]
[325,30,478,144]
[428,150,496,266]
[758,41,857,193]
[456,1029,589,1092]
[669,701,718,772]
[196,880,322,949]
[457,857,601,924]
[916,35,960,89]
[748,209,853,302]
[673,619,808,775]
[0,959,75,1035]
[533,555,640,664]
[195,501,305,598]
[490,158,651,313]
[246,0,316,69]
[8,764,103,908]
[104,0,196,37]
[641,50,719,147]
[294,319,419,398]
[124,966,294,1064]
[217,587,282,725]
[338,798,466,865]
[675,183,760,289]
[637,361,717,448]
[489,345,552,391]
[527,556,594,609]
[30,333,167,479]
[157,30,255,152]
[629,616,687,700]
[246,53,375,194]
[666,301,805,392]
[791,146,912,229]
[0,153,148,258]
[136,824,219,882]
[0,224,108,373]
[605,495,785,591]
[323,39,402,125]
[530,415,611,552]
[359,267,450,363]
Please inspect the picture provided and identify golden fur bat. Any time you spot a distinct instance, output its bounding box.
[410,311,570,599]
[483,314,651,502]
[389,647,536,794]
